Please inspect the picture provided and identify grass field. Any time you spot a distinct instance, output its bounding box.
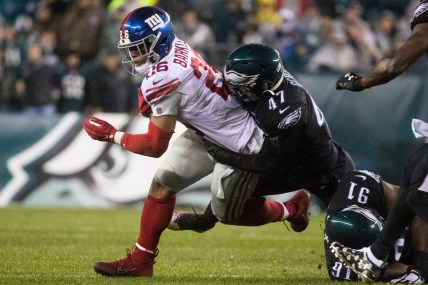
[0,206,362,285]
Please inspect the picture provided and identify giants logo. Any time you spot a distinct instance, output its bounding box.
[144,14,165,31]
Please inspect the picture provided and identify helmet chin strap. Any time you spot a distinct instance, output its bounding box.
[150,53,160,64]
[263,69,285,96]
[148,32,162,64]
[271,69,285,90]
[263,90,275,96]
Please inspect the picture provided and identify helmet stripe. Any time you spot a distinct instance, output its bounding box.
[120,8,140,43]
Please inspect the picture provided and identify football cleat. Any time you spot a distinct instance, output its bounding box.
[93,246,157,277]
[329,242,385,283]
[390,269,425,284]
[286,190,311,232]
[167,211,215,233]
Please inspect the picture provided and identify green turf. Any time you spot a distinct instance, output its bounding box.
[0,206,364,284]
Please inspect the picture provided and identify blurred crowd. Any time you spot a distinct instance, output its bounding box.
[0,0,427,116]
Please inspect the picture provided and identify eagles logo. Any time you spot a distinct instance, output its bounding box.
[278,107,302,130]
[224,70,259,87]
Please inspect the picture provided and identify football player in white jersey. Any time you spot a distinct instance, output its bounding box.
[83,7,309,277]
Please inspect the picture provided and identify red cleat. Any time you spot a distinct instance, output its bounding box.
[93,246,157,277]
[286,190,311,232]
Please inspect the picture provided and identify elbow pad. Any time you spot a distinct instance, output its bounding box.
[121,121,173,157]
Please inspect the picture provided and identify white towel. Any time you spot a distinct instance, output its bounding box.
[411,119,428,138]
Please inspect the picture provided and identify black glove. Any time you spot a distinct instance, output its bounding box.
[204,139,223,159]
[203,139,275,174]
[336,72,364,92]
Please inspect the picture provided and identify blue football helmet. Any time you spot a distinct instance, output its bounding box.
[117,7,175,76]
[326,205,384,249]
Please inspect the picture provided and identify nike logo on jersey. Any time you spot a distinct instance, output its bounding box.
[279,106,290,114]
[153,79,163,85]
[278,107,302,130]
[356,170,381,183]
[355,175,366,181]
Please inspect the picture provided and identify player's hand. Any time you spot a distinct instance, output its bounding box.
[83,117,117,142]
[203,139,222,158]
[336,72,364,92]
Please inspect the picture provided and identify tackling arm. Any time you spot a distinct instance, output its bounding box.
[204,138,276,174]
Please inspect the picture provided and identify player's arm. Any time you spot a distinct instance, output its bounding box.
[382,263,410,282]
[361,23,428,88]
[383,181,400,214]
[336,22,428,91]
[82,115,175,158]
[204,138,276,174]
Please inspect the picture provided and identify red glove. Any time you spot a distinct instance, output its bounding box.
[83,117,117,143]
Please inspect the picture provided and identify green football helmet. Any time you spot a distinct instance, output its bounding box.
[326,205,384,249]
[223,43,285,103]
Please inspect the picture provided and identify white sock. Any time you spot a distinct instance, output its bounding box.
[366,247,385,267]
[277,201,289,221]
[135,243,156,255]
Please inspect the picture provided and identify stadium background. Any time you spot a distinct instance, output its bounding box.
[0,0,427,208]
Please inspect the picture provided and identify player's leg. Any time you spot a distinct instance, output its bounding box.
[392,147,428,283]
[210,164,311,231]
[244,177,312,231]
[238,175,311,232]
[93,130,214,277]
[209,162,259,224]
[370,146,428,263]
[406,145,428,223]
[235,190,311,232]
[390,216,428,283]
[169,176,311,232]
[93,180,177,277]
[410,216,428,282]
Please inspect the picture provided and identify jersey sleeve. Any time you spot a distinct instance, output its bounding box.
[140,72,182,104]
[139,63,186,116]
[150,91,181,117]
[411,0,428,30]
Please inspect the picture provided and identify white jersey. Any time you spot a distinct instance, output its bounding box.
[139,38,263,154]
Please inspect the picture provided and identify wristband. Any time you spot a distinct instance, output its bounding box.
[113,131,125,146]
